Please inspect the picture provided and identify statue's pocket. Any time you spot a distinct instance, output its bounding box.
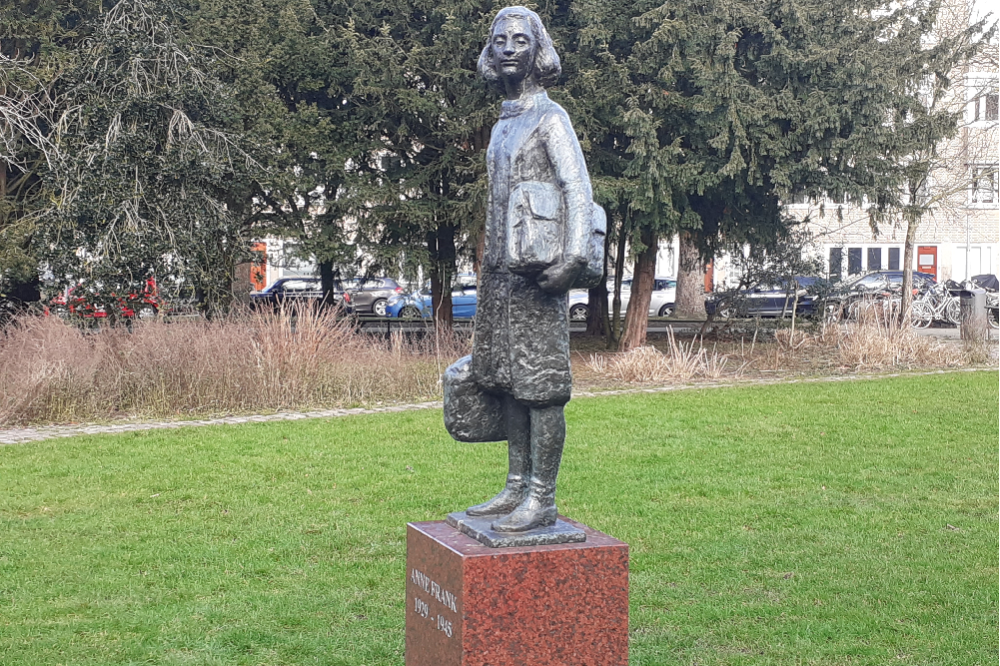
[507,181,562,276]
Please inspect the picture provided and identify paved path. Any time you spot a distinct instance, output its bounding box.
[0,368,989,446]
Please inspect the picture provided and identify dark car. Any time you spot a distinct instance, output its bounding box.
[971,273,999,292]
[827,269,936,304]
[838,270,937,294]
[342,277,404,317]
[250,277,325,311]
[970,274,999,329]
[706,276,821,319]
[823,270,937,321]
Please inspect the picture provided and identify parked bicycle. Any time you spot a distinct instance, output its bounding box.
[827,282,904,324]
[910,282,961,329]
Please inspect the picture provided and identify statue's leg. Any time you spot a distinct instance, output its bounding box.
[491,404,564,532]
[466,395,530,516]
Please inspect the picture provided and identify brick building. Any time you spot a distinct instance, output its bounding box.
[795,4,998,284]
[662,2,998,290]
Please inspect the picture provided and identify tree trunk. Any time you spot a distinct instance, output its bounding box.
[900,219,918,323]
[585,222,613,336]
[673,230,707,319]
[473,224,485,277]
[319,260,337,309]
[428,223,455,329]
[608,216,629,348]
[1,160,40,307]
[620,226,657,351]
[586,283,608,336]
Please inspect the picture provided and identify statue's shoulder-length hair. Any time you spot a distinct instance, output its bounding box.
[478,6,561,88]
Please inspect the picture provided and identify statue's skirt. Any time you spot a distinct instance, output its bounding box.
[471,270,571,409]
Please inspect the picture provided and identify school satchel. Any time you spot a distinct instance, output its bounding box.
[572,202,606,289]
[506,180,606,289]
[442,355,506,443]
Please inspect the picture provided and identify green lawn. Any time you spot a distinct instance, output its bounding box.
[1,372,997,665]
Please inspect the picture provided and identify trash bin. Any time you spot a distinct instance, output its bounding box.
[959,287,987,341]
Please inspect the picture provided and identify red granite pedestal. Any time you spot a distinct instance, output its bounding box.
[405,518,628,666]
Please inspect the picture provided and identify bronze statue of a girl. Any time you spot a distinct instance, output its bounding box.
[443,6,603,538]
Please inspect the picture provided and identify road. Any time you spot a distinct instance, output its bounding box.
[358,317,998,340]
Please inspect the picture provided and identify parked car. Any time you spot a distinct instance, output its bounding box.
[970,274,998,329]
[342,277,405,317]
[705,276,822,319]
[568,277,676,321]
[48,278,160,320]
[970,273,998,292]
[386,276,478,319]
[819,270,937,323]
[250,277,325,311]
[826,270,936,315]
[837,270,937,294]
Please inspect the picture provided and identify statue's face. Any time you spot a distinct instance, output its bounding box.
[491,17,535,83]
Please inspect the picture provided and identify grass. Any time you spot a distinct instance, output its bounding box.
[1,371,996,665]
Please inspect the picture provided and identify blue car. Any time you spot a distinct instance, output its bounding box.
[385,282,478,319]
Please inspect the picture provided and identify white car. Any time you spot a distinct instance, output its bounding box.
[568,277,676,321]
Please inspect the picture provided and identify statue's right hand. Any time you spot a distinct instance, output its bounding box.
[537,258,584,294]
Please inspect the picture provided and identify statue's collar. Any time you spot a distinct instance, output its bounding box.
[500,90,548,119]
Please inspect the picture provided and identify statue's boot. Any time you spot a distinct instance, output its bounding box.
[466,473,527,516]
[467,399,531,516]
[492,404,564,533]
[490,478,557,532]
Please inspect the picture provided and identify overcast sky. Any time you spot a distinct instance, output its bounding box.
[972,0,997,22]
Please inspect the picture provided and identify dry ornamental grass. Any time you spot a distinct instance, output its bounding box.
[586,330,735,384]
[1,306,994,425]
[581,315,992,387]
[0,307,467,426]
[835,308,964,370]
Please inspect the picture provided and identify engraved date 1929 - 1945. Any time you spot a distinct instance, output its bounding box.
[410,567,457,639]
[413,596,453,638]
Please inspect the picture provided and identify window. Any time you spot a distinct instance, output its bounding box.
[973,92,999,122]
[829,247,843,281]
[970,166,998,206]
[854,273,887,289]
[867,248,882,272]
[281,279,317,292]
[847,248,863,275]
[967,75,999,124]
[888,247,900,271]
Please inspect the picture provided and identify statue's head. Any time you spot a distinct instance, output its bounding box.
[478,6,561,89]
